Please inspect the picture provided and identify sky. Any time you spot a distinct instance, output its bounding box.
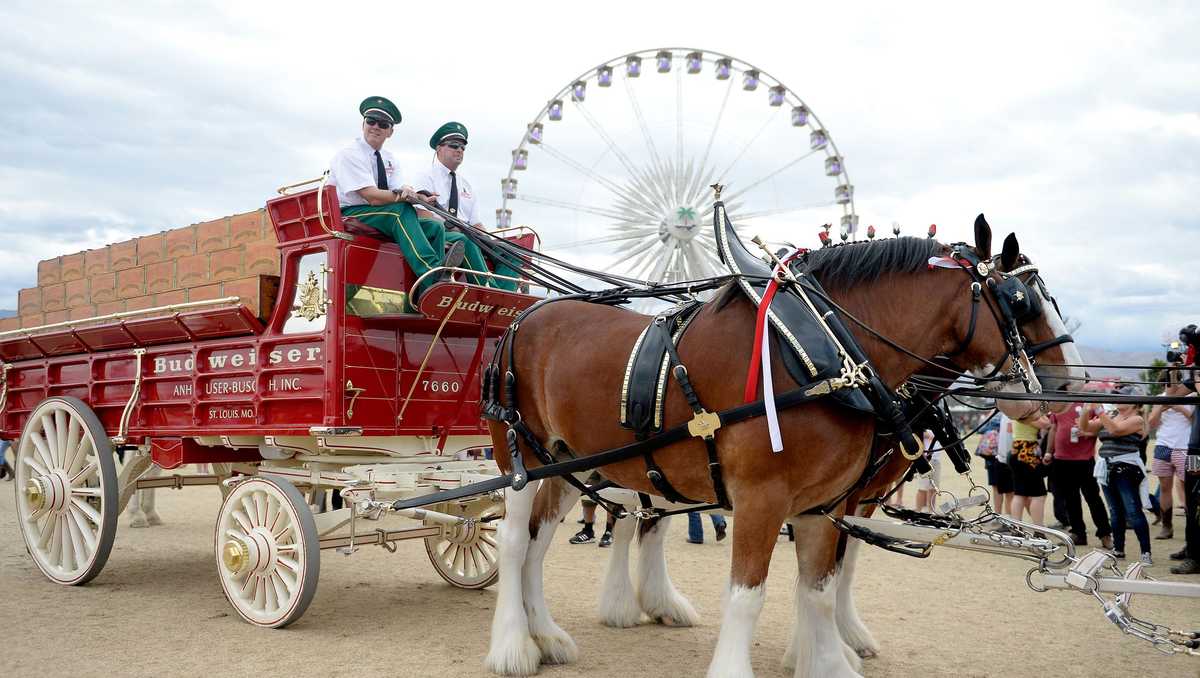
[0,1,1197,351]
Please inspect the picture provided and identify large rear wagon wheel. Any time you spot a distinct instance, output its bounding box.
[424,502,501,589]
[13,396,118,585]
[215,476,320,628]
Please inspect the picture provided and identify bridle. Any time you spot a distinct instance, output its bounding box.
[942,245,1074,409]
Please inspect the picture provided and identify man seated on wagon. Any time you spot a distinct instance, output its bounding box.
[328,96,487,300]
[412,121,518,291]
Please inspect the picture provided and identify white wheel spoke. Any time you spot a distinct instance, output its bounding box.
[264,574,278,611]
[66,509,89,566]
[21,452,49,477]
[54,409,69,469]
[480,533,498,549]
[276,566,297,591]
[253,576,267,611]
[269,571,289,604]
[49,515,64,566]
[239,496,259,527]
[71,497,103,526]
[276,554,299,573]
[37,511,57,549]
[30,432,55,472]
[71,487,102,497]
[41,413,61,468]
[63,415,83,471]
[69,506,99,552]
[231,508,253,534]
[70,462,97,485]
[276,543,298,553]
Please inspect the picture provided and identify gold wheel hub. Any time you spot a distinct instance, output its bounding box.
[25,479,45,511]
[222,539,249,573]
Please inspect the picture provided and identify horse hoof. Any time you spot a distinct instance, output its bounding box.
[485,636,542,676]
[856,647,878,659]
[533,631,578,665]
[641,594,699,628]
[145,510,163,526]
[129,515,149,529]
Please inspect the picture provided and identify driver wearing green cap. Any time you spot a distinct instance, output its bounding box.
[412,121,519,291]
[328,96,487,301]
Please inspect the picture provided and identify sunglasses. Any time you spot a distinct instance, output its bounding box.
[364,117,393,129]
[442,142,466,150]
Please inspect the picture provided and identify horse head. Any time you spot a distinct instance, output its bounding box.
[962,214,1084,417]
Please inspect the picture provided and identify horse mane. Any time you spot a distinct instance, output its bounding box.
[795,236,948,290]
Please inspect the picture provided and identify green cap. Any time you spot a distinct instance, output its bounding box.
[430,121,468,149]
[359,96,401,124]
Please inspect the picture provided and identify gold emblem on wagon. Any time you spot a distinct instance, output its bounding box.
[293,270,327,321]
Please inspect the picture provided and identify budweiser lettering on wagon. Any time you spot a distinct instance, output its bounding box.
[435,295,521,317]
[152,344,323,375]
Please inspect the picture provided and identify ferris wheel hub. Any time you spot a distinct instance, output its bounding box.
[659,206,701,243]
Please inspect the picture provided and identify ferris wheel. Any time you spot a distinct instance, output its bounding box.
[497,47,857,284]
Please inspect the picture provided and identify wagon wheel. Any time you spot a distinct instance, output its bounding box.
[13,396,118,585]
[215,476,320,628]
[424,501,501,589]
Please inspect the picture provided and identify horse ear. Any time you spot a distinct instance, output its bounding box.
[973,214,991,258]
[1000,232,1020,271]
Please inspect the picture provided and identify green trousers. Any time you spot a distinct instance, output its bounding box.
[340,204,518,297]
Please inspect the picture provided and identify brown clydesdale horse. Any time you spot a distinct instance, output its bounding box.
[484,217,1082,678]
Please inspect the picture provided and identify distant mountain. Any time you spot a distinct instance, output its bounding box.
[1077,345,1160,381]
[0,309,14,318]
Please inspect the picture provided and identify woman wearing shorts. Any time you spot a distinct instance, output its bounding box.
[1008,414,1051,525]
[1147,382,1194,540]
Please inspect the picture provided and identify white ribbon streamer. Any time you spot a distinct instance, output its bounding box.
[760,321,784,452]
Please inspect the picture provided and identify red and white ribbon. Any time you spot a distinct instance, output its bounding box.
[743,249,803,453]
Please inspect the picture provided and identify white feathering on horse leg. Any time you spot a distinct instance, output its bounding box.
[835,539,879,659]
[637,516,699,627]
[790,576,862,678]
[707,582,765,678]
[485,482,541,676]
[523,487,581,665]
[598,514,642,627]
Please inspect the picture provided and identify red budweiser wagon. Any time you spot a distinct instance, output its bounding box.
[0,178,540,627]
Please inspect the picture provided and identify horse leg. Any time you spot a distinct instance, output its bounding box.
[835,531,879,658]
[522,478,582,665]
[598,512,642,627]
[485,480,541,676]
[637,515,699,627]
[128,465,162,528]
[783,515,862,678]
[707,500,787,678]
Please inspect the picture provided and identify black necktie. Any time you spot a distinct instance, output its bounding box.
[448,171,459,216]
[374,150,387,190]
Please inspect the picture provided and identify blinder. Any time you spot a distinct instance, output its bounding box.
[994,275,1042,325]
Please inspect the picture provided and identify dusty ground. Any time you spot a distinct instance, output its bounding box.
[2,462,1197,678]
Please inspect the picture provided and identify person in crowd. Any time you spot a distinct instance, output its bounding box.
[1008,413,1051,525]
[1147,381,1194,540]
[1173,351,1200,575]
[569,480,615,547]
[687,511,728,544]
[1080,386,1153,565]
[412,121,519,291]
[975,416,1012,515]
[1046,400,1114,548]
[914,429,943,513]
[328,97,483,301]
[1043,427,1072,529]
[992,413,1015,516]
[0,438,12,480]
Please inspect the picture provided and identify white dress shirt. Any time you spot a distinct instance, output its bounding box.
[328,137,404,207]
[413,156,480,225]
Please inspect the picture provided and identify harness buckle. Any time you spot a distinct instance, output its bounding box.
[687,409,722,440]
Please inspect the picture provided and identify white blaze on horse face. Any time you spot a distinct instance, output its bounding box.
[1030,282,1085,393]
[708,583,766,678]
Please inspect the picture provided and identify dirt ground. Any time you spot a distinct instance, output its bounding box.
[2,462,1197,678]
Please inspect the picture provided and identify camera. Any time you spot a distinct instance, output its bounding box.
[1166,341,1187,364]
